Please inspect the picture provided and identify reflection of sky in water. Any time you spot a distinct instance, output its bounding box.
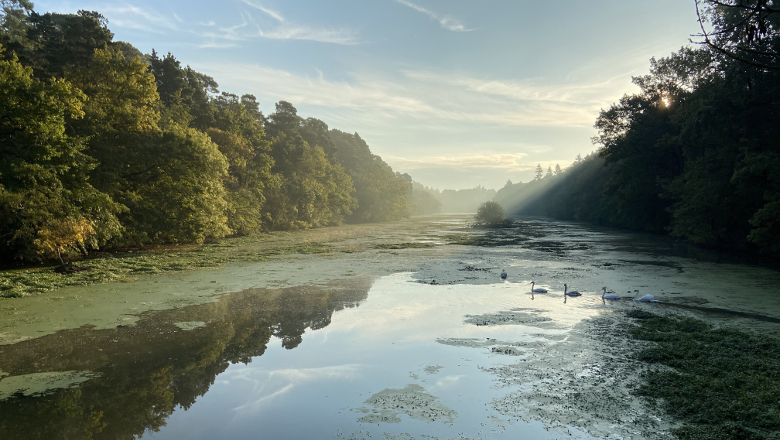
[144,273,594,440]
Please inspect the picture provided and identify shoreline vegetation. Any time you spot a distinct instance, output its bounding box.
[0,233,333,298]
[0,215,454,298]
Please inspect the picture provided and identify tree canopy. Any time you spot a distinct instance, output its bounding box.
[474,201,509,227]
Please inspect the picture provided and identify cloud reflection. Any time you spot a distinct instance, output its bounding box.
[228,364,361,416]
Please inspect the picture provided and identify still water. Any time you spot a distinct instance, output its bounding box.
[1,218,779,439]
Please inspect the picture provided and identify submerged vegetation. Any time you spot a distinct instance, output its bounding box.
[627,310,780,440]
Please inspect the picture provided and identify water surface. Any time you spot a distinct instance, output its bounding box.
[2,217,779,439]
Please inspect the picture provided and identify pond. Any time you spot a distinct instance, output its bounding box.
[1,216,779,439]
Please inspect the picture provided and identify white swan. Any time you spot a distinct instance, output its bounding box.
[500,270,507,280]
[633,290,658,303]
[601,287,620,300]
[530,281,548,293]
[563,283,582,297]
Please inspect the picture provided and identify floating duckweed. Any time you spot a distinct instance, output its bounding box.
[0,238,334,298]
[628,310,780,440]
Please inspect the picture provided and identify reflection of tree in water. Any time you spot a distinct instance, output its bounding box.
[0,276,373,440]
[273,284,360,349]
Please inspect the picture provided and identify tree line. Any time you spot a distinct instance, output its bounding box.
[0,2,420,265]
[495,1,780,256]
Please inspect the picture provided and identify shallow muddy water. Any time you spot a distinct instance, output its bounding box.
[1,216,779,439]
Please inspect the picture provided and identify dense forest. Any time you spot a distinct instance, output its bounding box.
[495,1,780,256]
[0,1,430,265]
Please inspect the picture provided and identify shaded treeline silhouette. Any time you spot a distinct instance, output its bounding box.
[0,277,373,440]
[494,3,780,256]
[0,3,434,265]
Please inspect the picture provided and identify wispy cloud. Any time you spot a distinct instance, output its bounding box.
[394,0,473,32]
[201,15,251,42]
[100,3,180,33]
[195,4,359,45]
[198,41,240,49]
[257,25,359,45]
[241,0,285,23]
[99,2,358,46]
[201,63,430,113]
[227,364,361,416]
[202,64,632,128]
[401,70,634,105]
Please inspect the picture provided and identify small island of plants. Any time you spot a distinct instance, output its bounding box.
[473,201,512,227]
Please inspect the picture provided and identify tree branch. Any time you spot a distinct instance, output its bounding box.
[694,0,780,70]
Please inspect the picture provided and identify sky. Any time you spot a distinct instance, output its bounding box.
[36,0,703,190]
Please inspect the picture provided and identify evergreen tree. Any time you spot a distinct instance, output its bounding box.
[534,164,543,180]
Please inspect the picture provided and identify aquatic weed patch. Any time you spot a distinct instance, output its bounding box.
[0,239,333,298]
[620,259,684,273]
[443,230,530,247]
[372,242,435,250]
[627,310,780,440]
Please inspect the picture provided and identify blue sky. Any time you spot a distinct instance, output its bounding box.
[37,0,702,189]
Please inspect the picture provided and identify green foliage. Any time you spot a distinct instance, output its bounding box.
[0,45,122,263]
[474,201,508,226]
[206,91,274,236]
[0,0,34,53]
[117,125,231,244]
[148,51,217,129]
[22,11,114,79]
[627,311,780,440]
[329,129,409,222]
[34,217,97,264]
[259,103,358,230]
[66,47,232,245]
